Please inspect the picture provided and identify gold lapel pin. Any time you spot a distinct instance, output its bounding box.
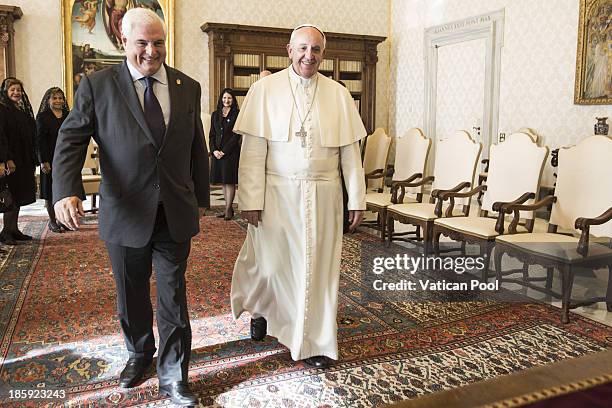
[176,79,181,85]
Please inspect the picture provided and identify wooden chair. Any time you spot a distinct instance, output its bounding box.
[432,132,548,278]
[386,130,481,254]
[494,135,612,323]
[365,128,430,240]
[82,141,101,213]
[362,128,392,193]
[478,128,539,204]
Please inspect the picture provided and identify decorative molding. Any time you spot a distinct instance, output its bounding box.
[0,5,22,77]
[423,9,505,161]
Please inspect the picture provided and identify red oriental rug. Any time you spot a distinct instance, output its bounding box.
[0,216,610,407]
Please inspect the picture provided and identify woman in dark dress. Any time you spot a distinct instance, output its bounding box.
[209,88,240,220]
[0,116,8,253]
[0,78,36,244]
[35,87,69,232]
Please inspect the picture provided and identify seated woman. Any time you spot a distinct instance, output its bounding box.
[209,88,240,220]
[35,87,70,232]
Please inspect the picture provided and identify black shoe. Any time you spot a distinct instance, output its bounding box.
[159,381,198,406]
[12,231,32,241]
[119,358,151,388]
[48,222,63,233]
[224,208,234,221]
[216,212,225,218]
[304,356,331,369]
[250,317,267,341]
[0,232,16,245]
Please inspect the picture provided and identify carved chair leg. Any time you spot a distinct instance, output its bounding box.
[521,262,529,282]
[416,225,421,240]
[480,241,494,282]
[560,265,574,324]
[461,241,467,257]
[433,227,442,256]
[606,263,612,312]
[380,209,386,242]
[423,222,432,257]
[494,245,504,291]
[545,267,554,289]
[386,213,394,248]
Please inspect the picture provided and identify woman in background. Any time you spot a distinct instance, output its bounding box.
[36,87,70,232]
[0,78,36,244]
[209,88,240,220]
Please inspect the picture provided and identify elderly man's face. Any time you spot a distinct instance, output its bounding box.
[122,20,166,77]
[287,27,325,78]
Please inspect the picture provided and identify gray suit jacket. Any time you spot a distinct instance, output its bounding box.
[53,62,210,247]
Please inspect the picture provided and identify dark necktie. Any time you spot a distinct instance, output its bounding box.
[143,76,166,148]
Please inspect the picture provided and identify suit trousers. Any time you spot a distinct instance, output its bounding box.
[106,204,192,385]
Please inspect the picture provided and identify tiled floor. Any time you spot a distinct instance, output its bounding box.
[14,191,612,327]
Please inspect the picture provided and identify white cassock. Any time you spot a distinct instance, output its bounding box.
[230,67,366,360]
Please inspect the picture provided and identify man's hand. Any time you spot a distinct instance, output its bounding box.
[6,160,16,174]
[213,150,224,159]
[41,162,51,174]
[241,210,262,227]
[348,210,364,233]
[54,196,85,231]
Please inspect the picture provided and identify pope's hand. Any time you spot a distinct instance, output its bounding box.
[54,196,84,231]
[241,210,262,227]
[348,210,364,233]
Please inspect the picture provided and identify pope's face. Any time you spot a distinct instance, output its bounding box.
[287,27,325,78]
[122,20,166,77]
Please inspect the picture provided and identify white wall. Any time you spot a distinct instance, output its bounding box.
[9,0,390,129]
[389,0,610,185]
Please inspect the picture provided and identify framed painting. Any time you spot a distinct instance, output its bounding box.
[61,0,174,104]
[574,0,611,104]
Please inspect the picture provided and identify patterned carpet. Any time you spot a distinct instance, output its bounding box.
[0,216,610,407]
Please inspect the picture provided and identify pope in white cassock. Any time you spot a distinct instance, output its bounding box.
[230,24,367,369]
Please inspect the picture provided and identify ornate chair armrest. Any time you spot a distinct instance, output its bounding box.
[492,192,535,212]
[575,207,612,256]
[502,195,557,234]
[435,185,485,218]
[365,169,385,179]
[439,184,486,200]
[431,182,471,214]
[502,195,557,213]
[394,175,432,189]
[390,173,426,204]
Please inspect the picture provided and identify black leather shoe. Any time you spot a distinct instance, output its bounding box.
[159,381,198,406]
[0,232,16,245]
[12,231,32,241]
[119,358,151,388]
[48,222,63,233]
[304,356,331,369]
[250,317,267,341]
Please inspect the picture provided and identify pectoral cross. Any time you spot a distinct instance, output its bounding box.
[295,126,307,148]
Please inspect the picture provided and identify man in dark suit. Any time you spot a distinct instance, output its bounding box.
[53,8,208,407]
